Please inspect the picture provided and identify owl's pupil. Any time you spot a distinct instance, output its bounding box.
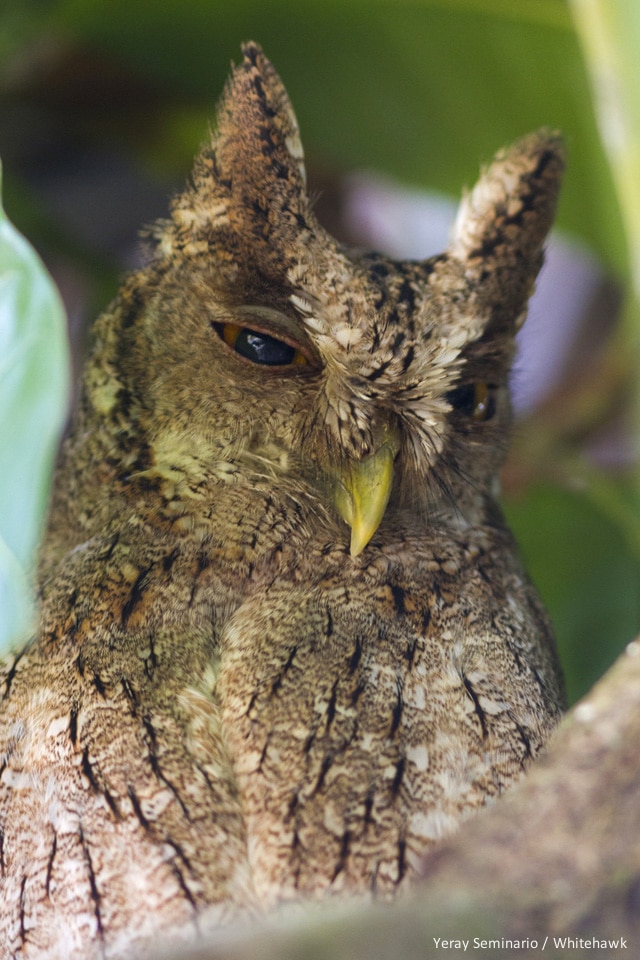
[446,382,497,421]
[214,321,309,367]
[234,329,295,365]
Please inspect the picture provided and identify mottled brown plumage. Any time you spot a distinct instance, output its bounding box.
[0,43,565,959]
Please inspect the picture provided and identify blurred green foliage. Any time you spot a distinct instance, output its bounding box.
[505,483,640,704]
[0,0,638,701]
[11,0,626,267]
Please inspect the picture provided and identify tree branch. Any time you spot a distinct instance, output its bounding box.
[154,638,640,959]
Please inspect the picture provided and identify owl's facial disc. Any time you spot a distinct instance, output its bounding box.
[330,421,400,557]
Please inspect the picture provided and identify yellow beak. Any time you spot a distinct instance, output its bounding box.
[332,425,400,556]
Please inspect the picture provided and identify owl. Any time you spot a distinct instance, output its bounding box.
[0,43,564,960]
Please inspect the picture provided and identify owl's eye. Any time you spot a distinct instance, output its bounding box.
[446,382,497,422]
[214,322,308,367]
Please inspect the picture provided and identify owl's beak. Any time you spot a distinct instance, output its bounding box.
[333,424,400,557]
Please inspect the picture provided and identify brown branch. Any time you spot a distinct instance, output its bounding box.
[153,638,640,959]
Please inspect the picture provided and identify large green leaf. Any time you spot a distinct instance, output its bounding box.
[0,162,69,654]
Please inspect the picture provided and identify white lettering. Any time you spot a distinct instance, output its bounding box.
[554,937,629,949]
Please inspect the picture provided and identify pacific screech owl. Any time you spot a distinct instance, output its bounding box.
[0,42,565,960]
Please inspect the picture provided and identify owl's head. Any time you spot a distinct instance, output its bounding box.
[88,43,563,557]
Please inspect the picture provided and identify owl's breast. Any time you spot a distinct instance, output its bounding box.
[216,527,562,904]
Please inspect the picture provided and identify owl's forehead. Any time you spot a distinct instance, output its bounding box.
[285,248,485,374]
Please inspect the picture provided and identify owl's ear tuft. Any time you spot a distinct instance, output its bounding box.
[223,42,308,191]
[449,130,565,275]
[162,43,313,269]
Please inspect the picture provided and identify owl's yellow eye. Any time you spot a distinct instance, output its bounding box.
[446,382,497,421]
[214,322,308,367]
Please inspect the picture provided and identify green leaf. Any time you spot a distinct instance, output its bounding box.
[570,0,640,296]
[0,161,70,655]
[504,484,640,704]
